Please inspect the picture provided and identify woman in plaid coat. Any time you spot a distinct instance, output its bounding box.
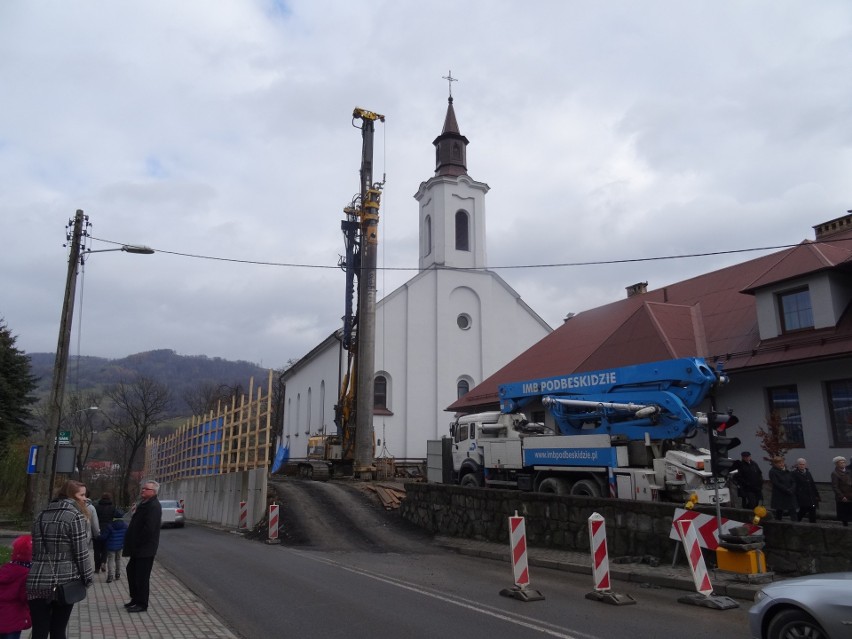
[26,480,94,639]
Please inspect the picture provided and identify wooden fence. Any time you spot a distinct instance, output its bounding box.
[144,370,274,481]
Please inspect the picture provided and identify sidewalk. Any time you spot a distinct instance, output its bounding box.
[29,561,239,639]
[0,529,237,639]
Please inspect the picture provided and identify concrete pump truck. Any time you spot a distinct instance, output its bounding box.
[446,357,736,504]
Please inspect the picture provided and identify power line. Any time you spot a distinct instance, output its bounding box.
[89,235,825,272]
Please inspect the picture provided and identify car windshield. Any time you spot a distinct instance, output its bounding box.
[161,501,179,508]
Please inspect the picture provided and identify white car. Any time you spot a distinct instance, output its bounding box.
[160,500,185,528]
[748,572,852,639]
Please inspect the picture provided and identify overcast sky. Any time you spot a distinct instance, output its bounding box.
[2,1,851,369]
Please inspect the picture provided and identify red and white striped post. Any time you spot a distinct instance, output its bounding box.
[675,518,739,609]
[584,513,635,605]
[498,511,544,601]
[676,518,713,595]
[267,503,280,544]
[239,501,248,530]
[510,512,530,588]
[588,512,610,591]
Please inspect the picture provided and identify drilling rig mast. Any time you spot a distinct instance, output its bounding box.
[334,107,385,478]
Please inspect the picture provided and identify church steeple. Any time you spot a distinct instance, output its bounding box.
[433,83,469,177]
[415,75,489,272]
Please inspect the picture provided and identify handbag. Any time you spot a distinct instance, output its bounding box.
[56,578,87,604]
[38,511,88,605]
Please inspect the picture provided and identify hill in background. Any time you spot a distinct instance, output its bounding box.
[28,349,273,419]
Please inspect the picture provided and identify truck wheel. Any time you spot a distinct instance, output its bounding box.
[538,478,570,495]
[460,473,482,488]
[570,479,602,497]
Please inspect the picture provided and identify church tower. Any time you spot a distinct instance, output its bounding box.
[415,93,489,271]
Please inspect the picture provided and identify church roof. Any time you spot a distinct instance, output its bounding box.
[433,97,469,177]
[448,222,852,413]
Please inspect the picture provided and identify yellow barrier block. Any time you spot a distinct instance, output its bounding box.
[716,547,766,574]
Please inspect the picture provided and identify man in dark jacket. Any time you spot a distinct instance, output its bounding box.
[123,480,161,613]
[731,451,764,509]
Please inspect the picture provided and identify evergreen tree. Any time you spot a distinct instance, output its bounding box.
[0,319,39,445]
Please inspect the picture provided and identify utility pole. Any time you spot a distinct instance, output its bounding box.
[353,108,384,477]
[35,210,87,510]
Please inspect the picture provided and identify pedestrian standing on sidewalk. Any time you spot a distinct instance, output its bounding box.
[79,487,99,577]
[26,480,94,639]
[731,451,764,509]
[104,512,127,583]
[769,456,798,521]
[0,535,32,639]
[792,458,820,523]
[123,480,161,613]
[831,456,852,526]
[93,493,116,574]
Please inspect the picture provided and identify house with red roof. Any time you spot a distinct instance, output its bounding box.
[449,213,852,482]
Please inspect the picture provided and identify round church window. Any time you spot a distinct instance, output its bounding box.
[457,313,471,330]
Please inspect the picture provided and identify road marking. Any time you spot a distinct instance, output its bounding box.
[290,550,601,639]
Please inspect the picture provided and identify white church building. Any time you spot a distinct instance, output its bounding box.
[280,95,552,460]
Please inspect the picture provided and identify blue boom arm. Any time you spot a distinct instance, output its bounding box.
[498,357,727,440]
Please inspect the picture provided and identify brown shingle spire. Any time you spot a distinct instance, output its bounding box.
[433,95,469,177]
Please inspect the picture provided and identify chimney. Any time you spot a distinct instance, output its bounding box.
[563,312,575,323]
[813,212,852,240]
[626,282,648,298]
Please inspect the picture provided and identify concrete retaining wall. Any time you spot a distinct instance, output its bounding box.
[400,483,852,575]
[159,468,267,529]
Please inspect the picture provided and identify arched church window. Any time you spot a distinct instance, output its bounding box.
[452,143,461,159]
[457,379,470,399]
[374,375,388,409]
[424,215,432,257]
[455,210,469,251]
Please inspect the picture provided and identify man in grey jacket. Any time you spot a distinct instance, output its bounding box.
[122,480,162,613]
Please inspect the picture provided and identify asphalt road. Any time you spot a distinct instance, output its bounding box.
[155,480,757,639]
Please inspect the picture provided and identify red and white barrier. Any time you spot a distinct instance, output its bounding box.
[239,501,248,530]
[669,508,762,550]
[268,503,280,541]
[588,513,610,591]
[675,518,713,596]
[509,513,530,588]
[499,511,544,601]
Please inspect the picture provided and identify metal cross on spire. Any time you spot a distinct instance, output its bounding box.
[442,70,458,98]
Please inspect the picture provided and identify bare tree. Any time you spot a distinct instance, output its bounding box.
[182,380,250,418]
[66,391,102,481]
[103,375,172,505]
[181,380,221,416]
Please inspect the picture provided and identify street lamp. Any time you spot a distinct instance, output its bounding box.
[36,210,154,510]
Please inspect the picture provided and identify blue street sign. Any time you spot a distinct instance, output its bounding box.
[27,445,39,474]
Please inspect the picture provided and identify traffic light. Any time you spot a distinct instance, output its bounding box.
[708,413,741,478]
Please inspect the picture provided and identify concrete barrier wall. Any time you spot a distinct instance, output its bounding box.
[159,468,267,528]
[400,482,852,575]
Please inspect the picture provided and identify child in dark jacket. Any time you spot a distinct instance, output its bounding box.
[0,535,32,639]
[104,514,128,583]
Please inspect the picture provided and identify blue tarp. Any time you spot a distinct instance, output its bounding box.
[271,442,290,473]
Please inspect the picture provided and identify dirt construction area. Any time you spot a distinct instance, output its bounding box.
[268,478,434,553]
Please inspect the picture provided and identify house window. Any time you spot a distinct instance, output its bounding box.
[455,210,469,251]
[778,288,814,333]
[766,385,805,446]
[826,379,852,446]
[457,379,470,398]
[374,375,387,409]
